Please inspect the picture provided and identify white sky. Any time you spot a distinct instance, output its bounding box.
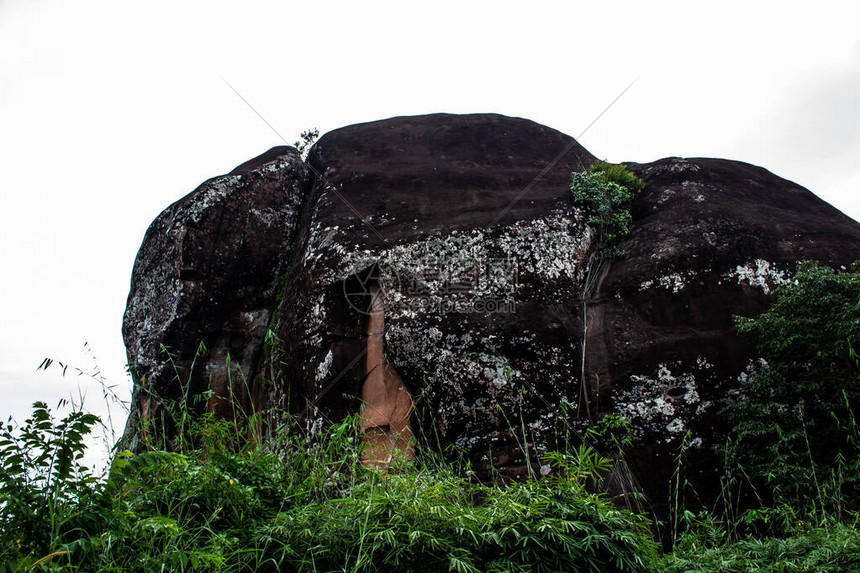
[1,1,859,463]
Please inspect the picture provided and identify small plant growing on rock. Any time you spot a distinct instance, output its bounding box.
[587,412,635,454]
[589,159,645,195]
[570,160,642,257]
[293,127,320,159]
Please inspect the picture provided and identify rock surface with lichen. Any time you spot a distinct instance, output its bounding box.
[121,113,860,512]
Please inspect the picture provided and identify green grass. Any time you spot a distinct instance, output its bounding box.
[660,520,860,572]
[3,399,858,572]
[0,402,660,572]
[4,315,859,572]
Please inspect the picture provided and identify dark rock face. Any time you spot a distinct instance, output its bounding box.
[269,114,596,467]
[121,113,860,509]
[121,147,308,448]
[587,157,860,511]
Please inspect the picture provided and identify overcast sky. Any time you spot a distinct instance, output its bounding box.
[1,1,859,462]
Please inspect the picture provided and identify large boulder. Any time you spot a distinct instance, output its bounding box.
[121,113,860,510]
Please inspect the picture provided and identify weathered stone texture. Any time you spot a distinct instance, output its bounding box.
[121,114,860,508]
[121,147,308,447]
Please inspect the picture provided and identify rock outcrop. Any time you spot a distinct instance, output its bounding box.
[122,113,860,510]
[121,146,308,448]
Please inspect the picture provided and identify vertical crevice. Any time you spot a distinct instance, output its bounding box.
[360,281,414,468]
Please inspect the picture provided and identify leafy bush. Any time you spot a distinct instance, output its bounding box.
[0,401,100,567]
[570,161,642,257]
[293,127,320,159]
[589,159,644,194]
[726,261,860,513]
[587,413,634,454]
[734,261,860,372]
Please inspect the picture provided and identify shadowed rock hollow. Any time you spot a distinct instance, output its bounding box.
[121,113,860,513]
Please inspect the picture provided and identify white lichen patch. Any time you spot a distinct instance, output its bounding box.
[666,418,685,434]
[658,273,685,293]
[657,189,676,205]
[303,206,591,298]
[182,176,241,224]
[638,269,707,293]
[496,212,592,280]
[248,207,281,227]
[428,351,524,437]
[614,360,715,442]
[668,159,700,173]
[723,259,789,294]
[315,349,333,383]
[679,181,707,203]
[384,313,563,450]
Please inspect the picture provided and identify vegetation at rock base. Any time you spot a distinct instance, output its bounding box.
[661,520,860,572]
[725,260,860,513]
[1,402,657,572]
[3,400,858,572]
[658,260,860,571]
[2,260,860,571]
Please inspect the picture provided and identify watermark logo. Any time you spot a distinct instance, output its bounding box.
[342,261,401,315]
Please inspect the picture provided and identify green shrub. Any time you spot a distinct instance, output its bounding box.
[0,401,100,568]
[570,161,642,257]
[589,160,644,194]
[293,127,319,159]
[726,261,860,513]
[587,413,634,454]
